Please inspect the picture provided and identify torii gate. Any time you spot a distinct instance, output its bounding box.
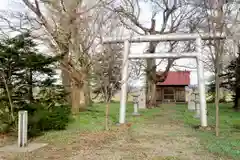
[103,33,225,127]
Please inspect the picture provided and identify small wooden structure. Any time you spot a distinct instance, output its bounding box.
[156,71,190,103]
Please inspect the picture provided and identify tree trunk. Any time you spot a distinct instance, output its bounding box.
[2,74,15,122]
[71,82,90,113]
[145,19,158,108]
[28,69,34,103]
[213,2,224,136]
[105,102,110,130]
[215,63,220,137]
[146,58,157,108]
[84,79,91,107]
[150,83,157,106]
[146,80,157,108]
[79,84,86,111]
[70,84,79,114]
[61,55,90,113]
[61,55,71,103]
[145,72,149,106]
[234,44,240,111]
[233,87,240,111]
[61,66,87,114]
[150,60,157,107]
[78,72,91,111]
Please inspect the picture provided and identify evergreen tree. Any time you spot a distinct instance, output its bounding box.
[0,33,60,107]
[0,33,70,135]
[212,45,240,110]
[233,45,240,110]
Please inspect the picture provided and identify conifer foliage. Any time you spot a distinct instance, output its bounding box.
[210,45,240,110]
[0,33,71,136]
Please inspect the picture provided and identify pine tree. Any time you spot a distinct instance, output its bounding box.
[0,33,61,107]
[213,45,240,110]
[233,45,240,110]
[207,47,240,110]
[0,33,72,135]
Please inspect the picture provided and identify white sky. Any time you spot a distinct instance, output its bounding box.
[0,0,213,85]
[0,0,10,9]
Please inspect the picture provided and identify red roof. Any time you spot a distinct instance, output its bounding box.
[156,71,190,86]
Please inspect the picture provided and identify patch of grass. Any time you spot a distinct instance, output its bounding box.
[68,102,163,131]
[38,102,240,159]
[39,101,159,143]
[168,103,240,159]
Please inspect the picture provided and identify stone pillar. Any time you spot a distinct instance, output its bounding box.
[188,89,195,111]
[132,95,140,116]
[194,103,201,118]
[18,111,28,147]
[193,92,201,119]
[138,88,146,109]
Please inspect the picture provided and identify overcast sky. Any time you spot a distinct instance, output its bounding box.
[0,0,214,85]
[123,1,213,85]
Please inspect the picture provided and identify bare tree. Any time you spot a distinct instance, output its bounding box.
[213,3,224,137]
[189,0,240,134]
[92,44,122,130]
[196,1,236,73]
[0,0,117,113]
[200,0,239,135]
[92,44,122,102]
[107,0,201,107]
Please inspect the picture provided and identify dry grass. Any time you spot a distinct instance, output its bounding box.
[0,124,132,160]
[0,104,231,160]
[68,108,222,160]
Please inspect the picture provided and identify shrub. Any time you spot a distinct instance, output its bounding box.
[26,103,72,137]
[232,119,240,131]
[26,86,72,137]
[219,98,226,103]
[39,105,71,130]
[0,102,17,133]
[0,102,72,138]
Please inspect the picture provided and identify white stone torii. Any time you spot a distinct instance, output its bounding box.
[103,33,225,127]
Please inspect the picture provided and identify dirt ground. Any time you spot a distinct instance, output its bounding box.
[0,109,228,160]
